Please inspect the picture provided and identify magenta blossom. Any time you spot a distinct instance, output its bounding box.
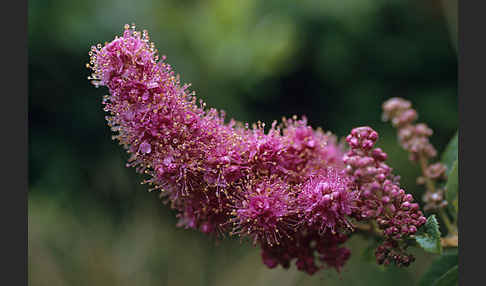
[297,168,357,234]
[88,25,427,275]
[230,179,297,247]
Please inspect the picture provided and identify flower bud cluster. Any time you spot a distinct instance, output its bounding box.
[382,97,437,162]
[375,239,415,267]
[382,97,449,211]
[421,187,448,211]
[343,126,426,265]
[419,163,448,211]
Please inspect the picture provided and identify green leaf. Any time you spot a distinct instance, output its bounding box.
[441,131,458,176]
[415,215,442,254]
[445,160,459,214]
[441,131,459,219]
[419,249,458,286]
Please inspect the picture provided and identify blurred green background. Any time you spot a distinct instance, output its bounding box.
[28,0,457,285]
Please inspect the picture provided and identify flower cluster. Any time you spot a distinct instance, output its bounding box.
[343,127,426,266]
[382,97,437,162]
[87,25,426,275]
[382,97,448,211]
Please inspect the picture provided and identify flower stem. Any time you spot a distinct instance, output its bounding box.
[439,208,456,235]
[354,221,383,240]
[419,156,436,193]
[419,155,456,236]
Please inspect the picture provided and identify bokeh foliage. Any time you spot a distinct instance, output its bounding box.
[29,0,457,285]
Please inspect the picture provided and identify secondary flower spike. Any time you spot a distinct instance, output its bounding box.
[344,126,427,266]
[88,24,426,275]
[382,97,449,212]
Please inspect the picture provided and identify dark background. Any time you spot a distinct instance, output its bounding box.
[28,0,457,285]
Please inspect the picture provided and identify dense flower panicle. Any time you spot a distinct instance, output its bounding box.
[343,126,426,265]
[88,25,426,275]
[88,25,356,275]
